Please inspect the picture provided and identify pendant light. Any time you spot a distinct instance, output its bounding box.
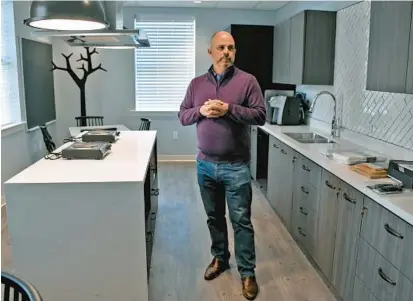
[24,0,109,31]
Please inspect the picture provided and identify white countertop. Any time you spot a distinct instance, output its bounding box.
[259,123,413,226]
[5,131,157,184]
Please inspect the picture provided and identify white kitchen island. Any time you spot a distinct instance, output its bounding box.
[4,130,158,301]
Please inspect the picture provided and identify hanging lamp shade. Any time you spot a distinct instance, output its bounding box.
[24,1,109,31]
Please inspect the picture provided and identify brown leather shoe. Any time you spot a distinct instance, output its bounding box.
[241,276,259,300]
[204,258,230,280]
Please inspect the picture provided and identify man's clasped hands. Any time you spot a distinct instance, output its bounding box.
[200,99,229,118]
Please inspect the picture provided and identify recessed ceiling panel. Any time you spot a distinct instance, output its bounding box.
[254,1,289,10]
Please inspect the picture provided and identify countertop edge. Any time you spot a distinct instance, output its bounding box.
[3,131,157,185]
[258,124,413,227]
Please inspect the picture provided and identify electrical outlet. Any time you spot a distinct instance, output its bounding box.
[173,131,178,139]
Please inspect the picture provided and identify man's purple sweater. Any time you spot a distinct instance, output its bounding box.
[178,66,266,163]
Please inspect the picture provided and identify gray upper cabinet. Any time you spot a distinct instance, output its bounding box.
[407,5,413,94]
[273,10,337,85]
[331,182,364,301]
[273,18,291,84]
[366,1,413,93]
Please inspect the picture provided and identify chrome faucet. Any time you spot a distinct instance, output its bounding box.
[308,91,340,138]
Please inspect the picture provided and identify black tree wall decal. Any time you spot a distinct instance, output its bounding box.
[51,47,107,126]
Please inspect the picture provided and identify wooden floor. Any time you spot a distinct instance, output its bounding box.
[2,162,337,301]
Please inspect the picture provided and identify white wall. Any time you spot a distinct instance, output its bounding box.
[1,1,57,201]
[53,6,281,158]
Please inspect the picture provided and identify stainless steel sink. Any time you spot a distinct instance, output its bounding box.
[284,132,336,144]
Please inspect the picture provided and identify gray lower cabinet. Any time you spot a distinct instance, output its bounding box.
[250,126,258,180]
[314,169,341,281]
[291,154,320,257]
[361,196,413,283]
[352,276,379,301]
[356,238,413,301]
[331,182,364,301]
[277,143,296,230]
[267,136,282,212]
[267,136,296,230]
[366,1,413,93]
[256,133,413,301]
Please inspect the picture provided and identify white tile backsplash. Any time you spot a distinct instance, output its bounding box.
[297,1,413,150]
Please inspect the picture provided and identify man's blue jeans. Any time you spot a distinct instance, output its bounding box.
[196,158,256,278]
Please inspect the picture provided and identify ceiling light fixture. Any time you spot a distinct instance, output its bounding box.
[24,0,109,31]
[193,1,202,4]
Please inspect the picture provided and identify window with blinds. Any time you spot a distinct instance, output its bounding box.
[1,0,21,126]
[134,18,195,112]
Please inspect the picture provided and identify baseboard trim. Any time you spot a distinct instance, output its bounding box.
[158,155,196,162]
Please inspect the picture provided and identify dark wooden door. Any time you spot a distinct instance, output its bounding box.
[227,25,274,93]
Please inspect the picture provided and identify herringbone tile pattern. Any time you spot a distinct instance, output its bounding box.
[299,1,413,150]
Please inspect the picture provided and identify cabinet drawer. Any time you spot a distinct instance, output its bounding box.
[296,182,318,213]
[361,197,413,282]
[292,201,317,256]
[298,156,321,189]
[293,222,317,257]
[356,238,413,301]
[353,276,379,301]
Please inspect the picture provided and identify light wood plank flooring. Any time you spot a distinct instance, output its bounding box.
[2,162,337,301]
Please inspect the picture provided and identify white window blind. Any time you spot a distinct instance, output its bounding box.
[134,18,195,111]
[1,0,21,126]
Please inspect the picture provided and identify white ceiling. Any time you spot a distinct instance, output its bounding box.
[123,1,290,11]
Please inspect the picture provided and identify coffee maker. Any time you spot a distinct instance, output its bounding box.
[264,90,303,125]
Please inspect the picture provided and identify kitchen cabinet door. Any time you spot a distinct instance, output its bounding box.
[314,169,340,281]
[289,10,336,85]
[250,126,258,180]
[352,276,379,301]
[366,1,412,93]
[406,5,413,94]
[278,144,296,230]
[273,18,291,84]
[332,182,364,301]
[361,196,413,283]
[356,238,413,301]
[267,136,282,212]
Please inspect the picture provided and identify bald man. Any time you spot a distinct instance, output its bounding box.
[178,31,265,300]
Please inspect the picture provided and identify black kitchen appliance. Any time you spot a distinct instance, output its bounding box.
[266,95,302,125]
[388,160,413,189]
